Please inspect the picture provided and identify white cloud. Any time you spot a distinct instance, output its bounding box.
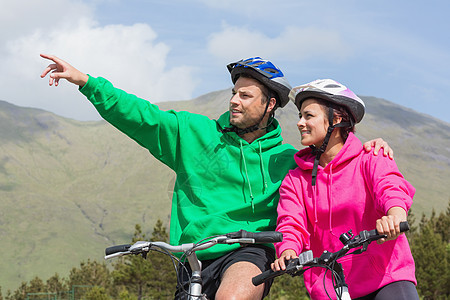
[195,0,300,13]
[0,0,199,120]
[207,23,351,63]
[0,0,95,43]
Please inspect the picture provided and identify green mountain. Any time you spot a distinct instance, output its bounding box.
[0,90,449,292]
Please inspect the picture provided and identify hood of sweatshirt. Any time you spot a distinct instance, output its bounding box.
[294,132,361,171]
[293,132,363,236]
[216,111,284,150]
[215,111,286,212]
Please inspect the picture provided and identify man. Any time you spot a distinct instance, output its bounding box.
[40,54,391,299]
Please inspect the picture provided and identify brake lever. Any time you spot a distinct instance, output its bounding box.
[347,230,387,253]
[286,250,314,277]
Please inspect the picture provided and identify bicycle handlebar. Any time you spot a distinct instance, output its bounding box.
[105,230,283,260]
[252,221,410,286]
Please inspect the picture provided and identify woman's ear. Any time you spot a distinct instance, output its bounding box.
[333,115,343,126]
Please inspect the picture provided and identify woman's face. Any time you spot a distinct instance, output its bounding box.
[297,98,329,147]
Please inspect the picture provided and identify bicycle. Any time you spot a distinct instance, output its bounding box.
[105,229,282,300]
[252,221,410,300]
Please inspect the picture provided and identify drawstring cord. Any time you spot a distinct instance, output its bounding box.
[328,165,338,238]
[313,185,318,224]
[259,141,268,194]
[240,140,255,212]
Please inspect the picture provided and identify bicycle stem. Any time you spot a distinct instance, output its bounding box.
[187,251,203,299]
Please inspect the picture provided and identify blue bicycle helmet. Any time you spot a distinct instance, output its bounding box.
[227,57,292,108]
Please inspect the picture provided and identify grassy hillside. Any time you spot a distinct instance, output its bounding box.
[0,90,449,292]
[0,100,174,291]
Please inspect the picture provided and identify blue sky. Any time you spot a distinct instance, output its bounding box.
[1,0,449,123]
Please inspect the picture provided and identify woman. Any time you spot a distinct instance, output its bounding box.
[272,79,418,299]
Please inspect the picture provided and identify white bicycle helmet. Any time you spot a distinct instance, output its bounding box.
[289,79,365,123]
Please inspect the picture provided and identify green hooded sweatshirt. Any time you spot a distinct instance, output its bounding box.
[80,76,297,260]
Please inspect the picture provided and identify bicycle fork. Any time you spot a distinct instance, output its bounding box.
[332,262,351,300]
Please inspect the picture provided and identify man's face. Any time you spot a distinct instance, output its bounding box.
[229,76,270,129]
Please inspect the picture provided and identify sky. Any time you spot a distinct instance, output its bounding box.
[1,0,449,123]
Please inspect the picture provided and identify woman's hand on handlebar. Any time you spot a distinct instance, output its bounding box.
[271,249,298,271]
[376,206,407,244]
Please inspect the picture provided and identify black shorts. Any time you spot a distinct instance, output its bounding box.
[174,245,275,299]
[354,281,419,300]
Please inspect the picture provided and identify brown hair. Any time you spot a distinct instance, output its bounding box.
[314,98,355,141]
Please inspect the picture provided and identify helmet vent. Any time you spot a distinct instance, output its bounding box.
[324,84,341,88]
[265,68,278,74]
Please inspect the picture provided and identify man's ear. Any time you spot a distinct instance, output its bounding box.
[267,97,277,113]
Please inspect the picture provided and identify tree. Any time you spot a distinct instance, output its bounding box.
[46,273,68,299]
[85,286,110,300]
[112,221,176,300]
[406,208,418,240]
[411,209,450,299]
[6,281,29,300]
[67,259,111,286]
[117,289,138,300]
[267,275,309,300]
[147,220,178,299]
[67,259,112,299]
[435,200,450,243]
[112,224,156,300]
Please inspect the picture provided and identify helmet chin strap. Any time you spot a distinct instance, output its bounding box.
[309,107,352,186]
[221,99,273,135]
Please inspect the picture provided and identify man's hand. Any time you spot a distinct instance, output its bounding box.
[363,138,394,159]
[40,54,89,87]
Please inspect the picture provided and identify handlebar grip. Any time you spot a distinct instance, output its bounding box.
[399,221,410,233]
[372,221,410,236]
[105,244,131,256]
[245,231,283,243]
[228,230,283,243]
[252,268,284,286]
[252,256,305,286]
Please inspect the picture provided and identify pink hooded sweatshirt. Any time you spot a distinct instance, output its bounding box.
[275,133,416,299]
